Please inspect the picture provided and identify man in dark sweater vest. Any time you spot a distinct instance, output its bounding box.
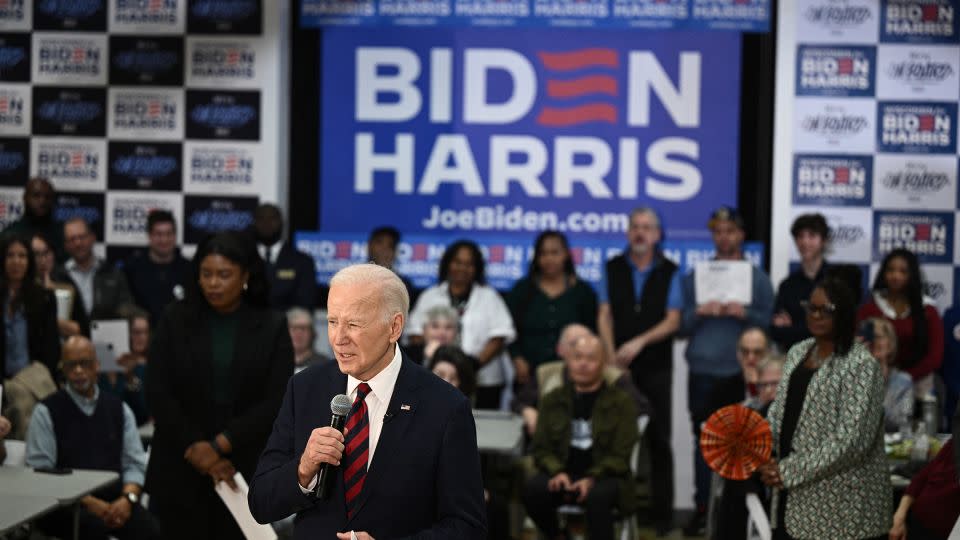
[24,336,159,540]
[597,207,682,537]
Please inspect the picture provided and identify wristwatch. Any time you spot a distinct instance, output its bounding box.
[125,492,140,506]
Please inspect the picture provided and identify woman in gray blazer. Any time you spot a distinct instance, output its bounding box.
[759,277,890,540]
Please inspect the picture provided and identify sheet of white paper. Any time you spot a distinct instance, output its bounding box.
[91,320,130,373]
[215,473,277,540]
[53,289,72,321]
[694,261,753,305]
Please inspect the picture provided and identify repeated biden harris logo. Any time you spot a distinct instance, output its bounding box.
[881,0,959,44]
[792,154,872,206]
[796,45,876,97]
[877,101,957,154]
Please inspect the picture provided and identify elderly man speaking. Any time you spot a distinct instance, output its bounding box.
[249,263,486,539]
[25,336,160,539]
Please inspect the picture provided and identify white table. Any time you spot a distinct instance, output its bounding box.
[473,410,524,456]
[0,494,58,535]
[0,466,120,540]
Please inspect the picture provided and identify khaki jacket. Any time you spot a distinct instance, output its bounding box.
[531,382,638,513]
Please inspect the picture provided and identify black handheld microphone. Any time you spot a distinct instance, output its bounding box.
[314,394,353,499]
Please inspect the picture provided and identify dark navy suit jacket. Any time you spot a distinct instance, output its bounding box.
[248,350,487,539]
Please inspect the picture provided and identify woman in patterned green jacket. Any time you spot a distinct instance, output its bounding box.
[759,277,890,540]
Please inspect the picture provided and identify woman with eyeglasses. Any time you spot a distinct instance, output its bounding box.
[31,232,89,338]
[759,278,890,540]
[857,249,943,398]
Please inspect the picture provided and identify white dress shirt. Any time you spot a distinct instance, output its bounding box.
[299,344,403,493]
[65,257,101,316]
[259,243,283,265]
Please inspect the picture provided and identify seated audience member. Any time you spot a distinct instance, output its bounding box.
[2,177,65,262]
[755,355,784,412]
[708,327,772,413]
[858,317,913,432]
[523,334,638,540]
[889,437,960,540]
[25,336,160,540]
[429,345,477,398]
[99,311,150,426]
[55,218,137,320]
[408,305,460,366]
[0,414,9,463]
[287,307,330,373]
[513,324,649,437]
[252,203,317,312]
[714,354,785,540]
[123,210,191,324]
[857,249,943,397]
[1,234,60,438]
[427,346,509,540]
[32,232,89,337]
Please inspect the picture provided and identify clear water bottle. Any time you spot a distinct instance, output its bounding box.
[920,394,938,437]
[911,422,930,462]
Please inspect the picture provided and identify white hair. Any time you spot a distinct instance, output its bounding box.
[330,263,409,323]
[757,355,784,375]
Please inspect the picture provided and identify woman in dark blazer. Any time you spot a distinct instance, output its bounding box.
[146,232,293,539]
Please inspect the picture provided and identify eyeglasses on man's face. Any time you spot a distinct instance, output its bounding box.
[61,358,96,372]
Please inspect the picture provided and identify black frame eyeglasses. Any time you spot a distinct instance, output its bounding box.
[800,300,836,318]
[61,358,96,372]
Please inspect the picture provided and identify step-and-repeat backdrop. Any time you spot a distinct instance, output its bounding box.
[772,0,960,312]
[0,1,286,262]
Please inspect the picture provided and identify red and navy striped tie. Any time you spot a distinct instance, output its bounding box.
[343,382,371,518]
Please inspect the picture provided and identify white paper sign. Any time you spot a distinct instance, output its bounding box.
[215,473,277,540]
[694,261,753,305]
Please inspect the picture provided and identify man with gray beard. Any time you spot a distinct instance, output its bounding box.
[597,207,682,537]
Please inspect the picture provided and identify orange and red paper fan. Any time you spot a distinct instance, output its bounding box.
[699,404,773,481]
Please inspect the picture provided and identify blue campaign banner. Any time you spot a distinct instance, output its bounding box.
[319,28,742,242]
[295,231,765,291]
[300,0,770,31]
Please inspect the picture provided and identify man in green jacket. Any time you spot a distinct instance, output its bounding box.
[523,334,638,540]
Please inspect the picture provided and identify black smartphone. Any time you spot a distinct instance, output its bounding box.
[34,466,72,475]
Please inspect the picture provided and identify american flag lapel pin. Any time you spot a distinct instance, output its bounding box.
[400,404,411,411]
